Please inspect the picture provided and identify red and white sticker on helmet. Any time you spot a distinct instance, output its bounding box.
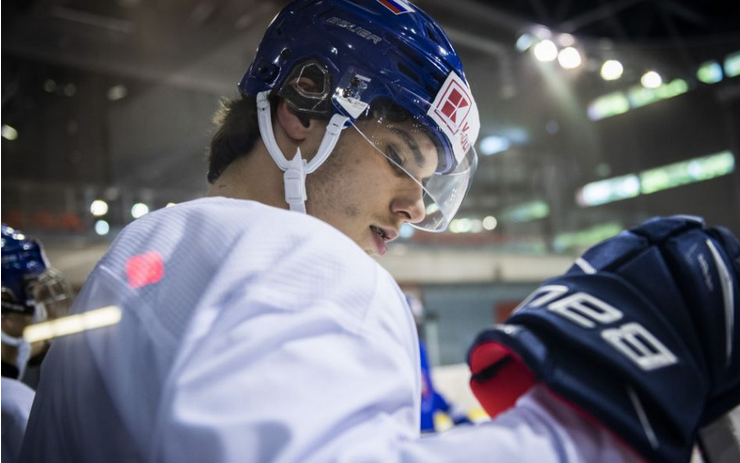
[377,0,415,14]
[427,72,480,163]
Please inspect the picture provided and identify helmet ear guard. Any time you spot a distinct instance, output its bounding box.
[277,60,333,120]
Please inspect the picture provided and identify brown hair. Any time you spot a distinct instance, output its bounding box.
[207,95,262,183]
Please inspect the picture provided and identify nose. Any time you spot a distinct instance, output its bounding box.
[391,183,426,224]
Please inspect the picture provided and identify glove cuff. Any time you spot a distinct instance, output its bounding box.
[469,340,535,417]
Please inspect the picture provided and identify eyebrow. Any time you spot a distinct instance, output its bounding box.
[391,128,426,168]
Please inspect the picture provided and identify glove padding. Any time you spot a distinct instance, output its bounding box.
[468,216,740,463]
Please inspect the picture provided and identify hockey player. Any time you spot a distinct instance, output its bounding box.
[2,224,74,463]
[20,1,740,462]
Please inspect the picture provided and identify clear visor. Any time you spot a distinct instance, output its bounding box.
[349,116,477,231]
[331,68,479,231]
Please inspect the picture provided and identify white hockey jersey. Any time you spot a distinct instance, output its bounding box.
[20,197,636,463]
[2,376,35,463]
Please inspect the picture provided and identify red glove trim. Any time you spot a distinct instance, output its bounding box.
[469,341,536,418]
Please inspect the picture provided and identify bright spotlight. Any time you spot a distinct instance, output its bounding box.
[479,135,511,156]
[94,220,110,236]
[533,40,558,62]
[43,79,57,93]
[516,33,535,52]
[90,200,109,216]
[697,61,723,84]
[641,71,662,89]
[558,33,575,47]
[557,47,582,69]
[2,125,19,141]
[107,85,128,101]
[600,60,624,81]
[399,223,415,239]
[457,218,472,233]
[131,203,150,219]
[482,216,498,231]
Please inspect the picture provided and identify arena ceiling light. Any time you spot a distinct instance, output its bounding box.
[697,61,723,84]
[479,135,510,156]
[577,174,640,207]
[600,60,624,81]
[533,39,558,62]
[515,33,535,52]
[557,33,576,47]
[588,79,688,121]
[90,199,109,216]
[482,216,498,231]
[43,79,57,93]
[725,51,740,77]
[640,70,663,89]
[557,47,582,69]
[399,223,415,239]
[94,220,110,236]
[2,125,18,141]
[131,203,150,219]
[576,151,735,207]
[502,201,550,223]
[107,85,128,101]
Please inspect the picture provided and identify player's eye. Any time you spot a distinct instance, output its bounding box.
[386,146,408,177]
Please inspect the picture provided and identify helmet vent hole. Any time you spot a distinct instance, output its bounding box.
[426,25,440,45]
[398,63,420,84]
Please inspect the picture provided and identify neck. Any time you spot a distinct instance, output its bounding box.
[206,142,288,209]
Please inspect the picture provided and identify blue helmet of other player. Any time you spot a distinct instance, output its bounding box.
[240,0,479,231]
[2,224,74,376]
[2,224,49,318]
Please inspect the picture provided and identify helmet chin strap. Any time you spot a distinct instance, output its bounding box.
[256,91,349,214]
[1,331,31,380]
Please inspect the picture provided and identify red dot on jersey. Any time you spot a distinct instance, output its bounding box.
[125,251,164,288]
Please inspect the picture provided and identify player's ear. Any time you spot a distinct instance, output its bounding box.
[276,77,322,141]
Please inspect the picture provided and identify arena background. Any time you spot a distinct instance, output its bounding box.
[3,1,740,459]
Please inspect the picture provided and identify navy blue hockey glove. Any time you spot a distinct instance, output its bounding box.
[468,216,740,463]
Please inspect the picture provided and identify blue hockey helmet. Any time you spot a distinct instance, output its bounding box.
[240,0,479,231]
[1,224,73,320]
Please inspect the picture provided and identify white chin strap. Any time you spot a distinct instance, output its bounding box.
[257,91,349,213]
[1,331,31,380]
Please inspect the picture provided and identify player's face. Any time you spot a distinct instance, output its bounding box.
[305,118,438,256]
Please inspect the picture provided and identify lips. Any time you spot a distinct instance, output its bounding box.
[369,225,399,255]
